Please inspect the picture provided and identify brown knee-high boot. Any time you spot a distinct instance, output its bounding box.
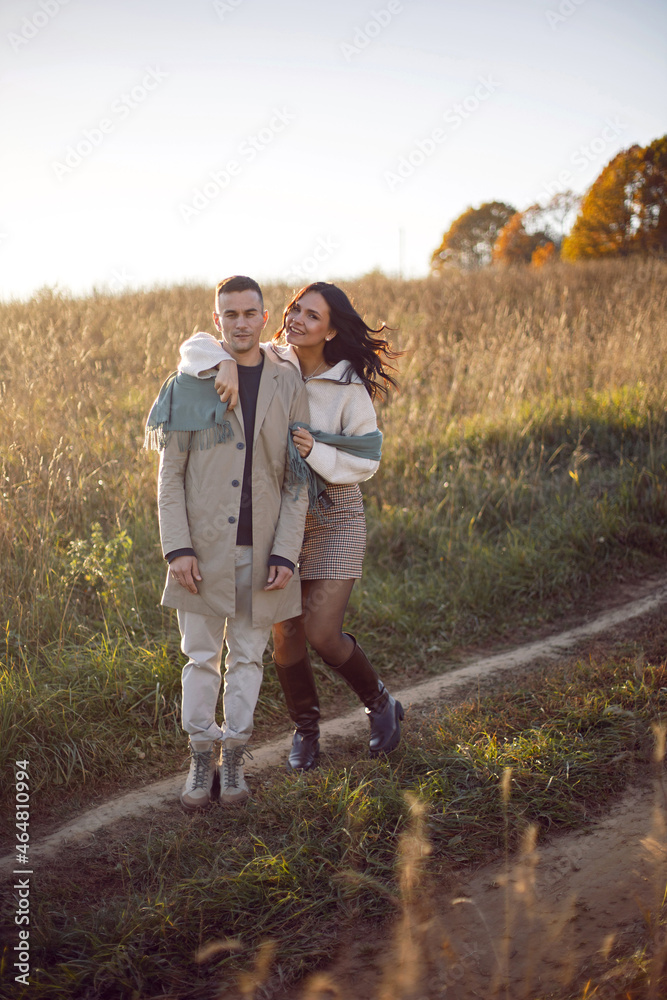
[326,634,403,757]
[273,654,320,771]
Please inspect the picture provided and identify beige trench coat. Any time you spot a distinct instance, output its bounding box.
[157,346,309,628]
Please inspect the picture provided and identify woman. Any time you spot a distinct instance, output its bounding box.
[180,282,403,771]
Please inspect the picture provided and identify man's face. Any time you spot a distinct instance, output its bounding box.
[214,290,268,365]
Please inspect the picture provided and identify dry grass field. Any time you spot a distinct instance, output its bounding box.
[3,258,666,656]
[1,257,667,997]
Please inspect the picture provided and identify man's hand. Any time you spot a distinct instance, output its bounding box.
[264,565,293,591]
[291,426,314,458]
[215,359,239,411]
[169,555,202,594]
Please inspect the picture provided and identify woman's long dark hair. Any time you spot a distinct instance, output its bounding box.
[274,282,401,400]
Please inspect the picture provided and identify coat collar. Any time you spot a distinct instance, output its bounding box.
[231,349,280,442]
[253,354,279,444]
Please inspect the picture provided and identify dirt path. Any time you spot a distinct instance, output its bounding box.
[297,779,667,1000]
[3,580,666,876]
[442,779,667,998]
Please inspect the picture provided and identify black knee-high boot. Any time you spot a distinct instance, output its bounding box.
[273,654,320,771]
[326,634,404,757]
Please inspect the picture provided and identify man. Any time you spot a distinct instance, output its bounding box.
[147,276,309,810]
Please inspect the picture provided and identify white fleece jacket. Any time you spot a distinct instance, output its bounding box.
[179,332,380,485]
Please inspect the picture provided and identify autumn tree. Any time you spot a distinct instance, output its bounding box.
[562,144,646,261]
[431,201,516,270]
[530,242,557,268]
[635,135,667,254]
[492,209,552,265]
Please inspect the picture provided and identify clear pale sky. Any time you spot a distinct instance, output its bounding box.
[1,0,665,300]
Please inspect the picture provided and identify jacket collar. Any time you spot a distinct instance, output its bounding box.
[268,342,363,384]
[231,350,279,441]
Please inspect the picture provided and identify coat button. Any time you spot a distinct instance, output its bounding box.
[236,442,245,450]
[228,516,236,524]
[231,479,240,487]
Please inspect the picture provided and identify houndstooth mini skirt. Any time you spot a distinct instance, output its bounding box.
[298,483,367,580]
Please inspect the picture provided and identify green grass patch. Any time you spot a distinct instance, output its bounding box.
[3,645,665,998]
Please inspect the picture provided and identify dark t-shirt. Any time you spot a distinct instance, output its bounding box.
[235,357,264,545]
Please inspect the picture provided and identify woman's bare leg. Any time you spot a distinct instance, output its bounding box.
[300,578,356,665]
[299,578,404,756]
[272,603,307,667]
[272,579,356,665]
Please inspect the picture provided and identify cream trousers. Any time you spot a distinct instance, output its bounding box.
[178,546,270,744]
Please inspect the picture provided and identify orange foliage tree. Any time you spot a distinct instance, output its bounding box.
[492,209,552,265]
[635,135,667,254]
[530,242,557,268]
[562,139,667,261]
[431,201,516,270]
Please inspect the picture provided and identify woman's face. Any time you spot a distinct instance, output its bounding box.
[284,291,335,350]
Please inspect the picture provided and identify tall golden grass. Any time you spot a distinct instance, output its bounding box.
[2,258,665,647]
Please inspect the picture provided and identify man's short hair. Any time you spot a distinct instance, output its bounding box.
[215,275,264,310]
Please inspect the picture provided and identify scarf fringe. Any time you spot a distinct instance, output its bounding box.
[144,421,233,452]
[287,436,329,521]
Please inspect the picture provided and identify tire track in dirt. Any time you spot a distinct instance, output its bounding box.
[3,581,666,874]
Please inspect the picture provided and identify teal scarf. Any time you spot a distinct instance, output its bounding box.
[145,380,382,515]
[287,423,383,512]
[144,372,233,452]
